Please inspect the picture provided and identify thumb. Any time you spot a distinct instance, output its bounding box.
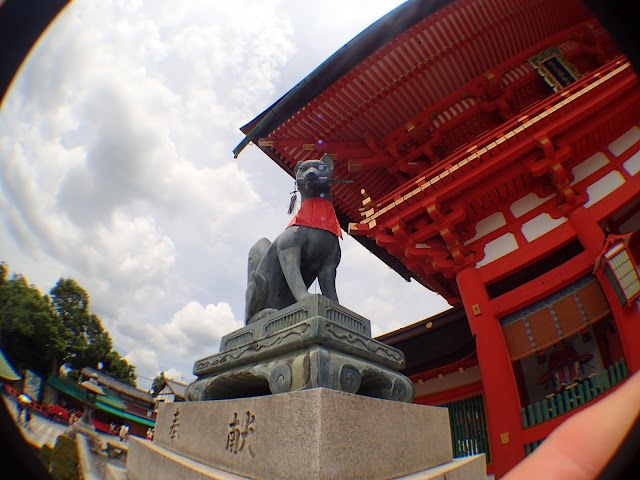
[503,369,640,480]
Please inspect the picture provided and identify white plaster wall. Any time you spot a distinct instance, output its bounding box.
[521,213,567,242]
[464,211,506,245]
[510,192,555,218]
[476,232,519,267]
[571,152,609,185]
[623,150,640,176]
[608,126,640,157]
[584,170,626,208]
[473,128,639,272]
[414,365,482,400]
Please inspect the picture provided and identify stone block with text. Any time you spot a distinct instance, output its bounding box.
[121,388,486,480]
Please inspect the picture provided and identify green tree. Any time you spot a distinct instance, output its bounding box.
[50,278,89,326]
[102,350,137,386]
[0,268,67,377]
[50,434,78,480]
[151,371,166,396]
[1,265,140,386]
[50,278,113,374]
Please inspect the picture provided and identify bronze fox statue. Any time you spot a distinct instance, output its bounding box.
[244,154,342,324]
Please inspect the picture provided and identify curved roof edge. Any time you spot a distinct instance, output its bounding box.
[233,0,454,158]
[0,0,72,106]
[0,347,21,381]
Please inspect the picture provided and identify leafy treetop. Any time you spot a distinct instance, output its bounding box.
[0,262,137,386]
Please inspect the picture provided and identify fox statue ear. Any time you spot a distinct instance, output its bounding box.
[294,161,303,176]
[320,154,335,175]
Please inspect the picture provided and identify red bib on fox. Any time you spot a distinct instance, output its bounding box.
[287,197,342,239]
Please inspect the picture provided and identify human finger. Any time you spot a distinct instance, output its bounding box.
[503,369,640,480]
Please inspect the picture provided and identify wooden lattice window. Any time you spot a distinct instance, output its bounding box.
[595,234,640,306]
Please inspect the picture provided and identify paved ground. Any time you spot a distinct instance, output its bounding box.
[2,392,129,478]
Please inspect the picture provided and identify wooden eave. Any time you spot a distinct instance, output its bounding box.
[376,305,462,343]
[376,305,475,375]
[236,0,625,302]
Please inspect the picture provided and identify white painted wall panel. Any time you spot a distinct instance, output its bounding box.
[623,150,640,176]
[521,213,567,242]
[510,192,554,218]
[584,170,626,207]
[464,212,506,245]
[476,232,518,266]
[608,126,640,157]
[571,151,609,185]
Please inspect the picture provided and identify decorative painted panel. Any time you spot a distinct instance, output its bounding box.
[502,321,533,361]
[527,309,559,352]
[501,276,610,360]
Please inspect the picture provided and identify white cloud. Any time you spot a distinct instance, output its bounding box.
[160,301,242,353]
[123,349,159,384]
[0,0,451,390]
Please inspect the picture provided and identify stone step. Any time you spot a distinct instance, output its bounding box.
[126,437,485,480]
[400,456,486,480]
[105,464,128,480]
[126,437,246,480]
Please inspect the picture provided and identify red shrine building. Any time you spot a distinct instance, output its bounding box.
[235,0,640,477]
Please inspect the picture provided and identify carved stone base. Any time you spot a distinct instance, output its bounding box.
[186,295,414,402]
[123,389,487,480]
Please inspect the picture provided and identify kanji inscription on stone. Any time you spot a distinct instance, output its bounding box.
[226,410,256,457]
[169,407,180,441]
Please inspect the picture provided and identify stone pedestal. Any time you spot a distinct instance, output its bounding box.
[186,295,414,403]
[120,297,486,479]
[123,388,485,480]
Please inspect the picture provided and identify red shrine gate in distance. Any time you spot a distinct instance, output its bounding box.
[235,0,640,477]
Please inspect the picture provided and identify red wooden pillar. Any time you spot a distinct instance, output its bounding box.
[567,207,605,257]
[457,267,524,478]
[596,270,640,373]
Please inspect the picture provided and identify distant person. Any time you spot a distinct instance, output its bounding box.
[68,409,78,424]
[23,407,31,431]
[119,424,127,442]
[16,399,24,425]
